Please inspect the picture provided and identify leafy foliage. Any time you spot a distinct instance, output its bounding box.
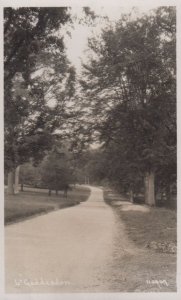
[4,7,76,172]
[80,7,176,200]
[19,162,41,187]
[40,144,73,191]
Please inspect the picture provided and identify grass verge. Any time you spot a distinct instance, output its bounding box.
[104,188,176,292]
[104,189,177,250]
[5,185,90,225]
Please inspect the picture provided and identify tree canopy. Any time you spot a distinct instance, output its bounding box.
[79,7,176,205]
[4,7,76,172]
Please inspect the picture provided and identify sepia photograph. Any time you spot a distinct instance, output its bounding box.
[2,0,178,297]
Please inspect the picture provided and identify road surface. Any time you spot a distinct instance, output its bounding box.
[5,186,176,293]
[5,186,118,292]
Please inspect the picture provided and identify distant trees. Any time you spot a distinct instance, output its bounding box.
[18,142,75,196]
[78,150,108,185]
[40,143,74,196]
[19,163,41,191]
[80,7,176,206]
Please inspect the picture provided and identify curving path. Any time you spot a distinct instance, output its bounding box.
[5,186,116,293]
[5,185,176,293]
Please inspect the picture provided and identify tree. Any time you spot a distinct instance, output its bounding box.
[80,7,176,206]
[4,7,70,83]
[19,162,42,191]
[40,143,74,196]
[4,7,77,194]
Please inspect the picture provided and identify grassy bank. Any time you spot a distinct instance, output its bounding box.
[5,185,90,225]
[104,189,177,251]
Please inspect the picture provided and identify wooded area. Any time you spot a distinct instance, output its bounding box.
[4,7,176,208]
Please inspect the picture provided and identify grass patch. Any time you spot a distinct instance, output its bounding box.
[5,185,90,225]
[104,189,177,249]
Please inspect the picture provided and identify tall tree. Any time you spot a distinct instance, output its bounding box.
[4,7,77,194]
[80,7,176,205]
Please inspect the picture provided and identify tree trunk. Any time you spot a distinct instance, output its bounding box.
[56,190,58,195]
[14,165,20,194]
[7,171,14,195]
[64,188,68,198]
[21,183,24,191]
[165,185,171,207]
[129,189,134,203]
[49,189,51,196]
[144,173,149,204]
[145,171,155,206]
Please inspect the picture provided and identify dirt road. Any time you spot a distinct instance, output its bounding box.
[5,186,176,293]
[5,186,116,292]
